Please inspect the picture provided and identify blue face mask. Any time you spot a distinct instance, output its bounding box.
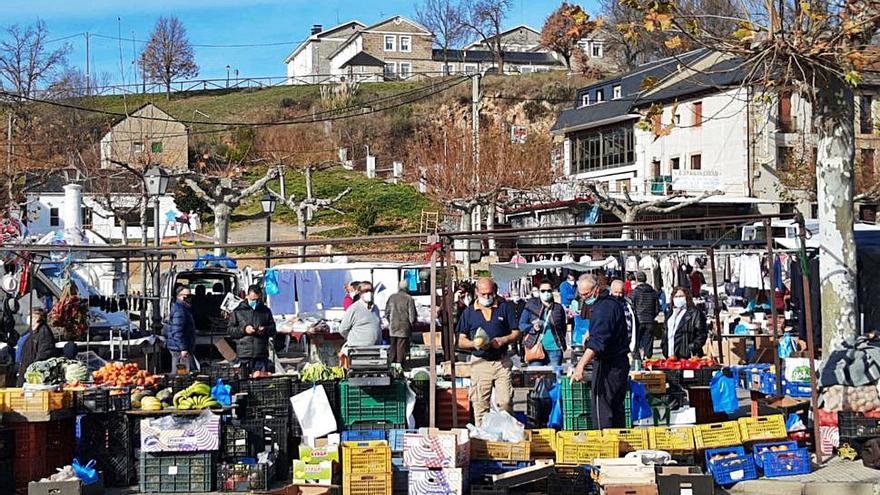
[585,296,597,305]
[248,300,258,309]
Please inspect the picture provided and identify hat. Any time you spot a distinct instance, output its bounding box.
[0,273,17,294]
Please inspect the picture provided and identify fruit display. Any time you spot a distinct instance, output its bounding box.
[644,356,719,370]
[250,370,273,378]
[173,381,220,410]
[25,357,90,385]
[93,362,161,387]
[300,363,345,382]
[132,388,174,410]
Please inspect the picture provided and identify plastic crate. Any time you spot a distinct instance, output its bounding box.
[205,362,248,388]
[560,377,592,430]
[648,426,695,454]
[241,375,293,412]
[470,433,532,461]
[0,388,71,412]
[760,372,778,395]
[469,460,533,483]
[166,374,207,395]
[839,412,880,438]
[759,448,811,477]
[555,431,618,465]
[12,419,75,488]
[217,461,273,492]
[342,440,392,474]
[222,423,251,460]
[344,473,393,495]
[693,421,742,449]
[345,421,406,431]
[527,391,552,427]
[138,451,215,493]
[78,411,131,453]
[0,428,13,460]
[76,387,131,413]
[738,415,787,442]
[392,458,408,495]
[340,380,407,426]
[752,441,799,468]
[342,429,387,443]
[389,429,418,453]
[435,387,471,429]
[705,446,757,485]
[241,416,290,458]
[292,380,341,426]
[603,428,649,453]
[784,381,812,398]
[548,465,593,495]
[529,429,556,458]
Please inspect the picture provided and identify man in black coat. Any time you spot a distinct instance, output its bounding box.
[630,271,661,360]
[228,285,277,372]
[16,308,57,386]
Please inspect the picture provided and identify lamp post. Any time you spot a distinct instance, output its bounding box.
[261,194,276,269]
[144,166,170,335]
[226,65,231,87]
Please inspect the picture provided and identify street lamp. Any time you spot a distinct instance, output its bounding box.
[226,65,231,87]
[261,194,277,268]
[144,166,169,337]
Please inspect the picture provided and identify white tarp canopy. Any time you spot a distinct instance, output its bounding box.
[490,259,614,295]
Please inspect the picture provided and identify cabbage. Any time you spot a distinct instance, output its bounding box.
[64,361,90,383]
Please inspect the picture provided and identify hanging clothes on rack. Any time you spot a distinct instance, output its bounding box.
[737,254,763,289]
[638,254,660,291]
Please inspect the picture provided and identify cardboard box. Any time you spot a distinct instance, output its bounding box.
[656,466,714,495]
[292,460,334,485]
[442,361,471,378]
[403,428,469,468]
[28,479,104,495]
[298,443,340,463]
[721,339,748,366]
[594,458,655,486]
[140,413,220,452]
[408,467,467,495]
[266,484,336,495]
[601,483,659,495]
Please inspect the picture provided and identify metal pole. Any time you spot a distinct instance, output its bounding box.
[151,199,162,336]
[764,219,783,396]
[428,249,438,428]
[85,33,91,96]
[797,214,823,463]
[441,245,459,428]
[265,213,272,269]
[708,248,723,359]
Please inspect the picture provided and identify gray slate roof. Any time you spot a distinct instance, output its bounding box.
[433,49,562,65]
[339,51,386,68]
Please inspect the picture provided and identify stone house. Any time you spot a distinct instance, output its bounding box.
[285,21,366,84]
[99,103,188,171]
[328,16,435,81]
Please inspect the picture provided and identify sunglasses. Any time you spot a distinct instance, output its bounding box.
[539,290,553,293]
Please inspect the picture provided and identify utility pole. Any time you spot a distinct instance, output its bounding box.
[85,32,91,96]
[6,113,13,207]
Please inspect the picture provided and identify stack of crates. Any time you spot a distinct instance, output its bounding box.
[240,417,291,480]
[560,377,633,430]
[402,430,469,495]
[139,452,215,493]
[389,429,416,495]
[343,440,392,495]
[340,379,407,428]
[11,418,75,490]
[78,412,135,486]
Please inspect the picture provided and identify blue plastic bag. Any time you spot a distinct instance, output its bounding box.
[548,382,563,429]
[778,333,797,359]
[629,381,653,422]
[72,459,99,485]
[264,268,280,296]
[212,378,232,407]
[573,317,590,347]
[710,370,739,414]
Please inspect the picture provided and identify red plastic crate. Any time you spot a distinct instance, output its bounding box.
[12,419,75,488]
[435,388,471,429]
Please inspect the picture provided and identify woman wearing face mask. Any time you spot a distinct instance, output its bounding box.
[662,287,708,359]
[519,280,566,366]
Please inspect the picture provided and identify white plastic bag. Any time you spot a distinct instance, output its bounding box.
[290,383,337,438]
[468,410,525,442]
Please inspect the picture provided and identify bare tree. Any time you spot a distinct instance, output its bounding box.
[0,20,69,98]
[416,0,471,69]
[459,0,512,73]
[139,16,198,100]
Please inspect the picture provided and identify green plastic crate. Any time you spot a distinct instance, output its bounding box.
[138,452,214,493]
[340,379,407,426]
[560,377,632,429]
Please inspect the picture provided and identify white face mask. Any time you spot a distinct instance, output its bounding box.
[478,295,494,307]
[673,296,687,309]
[540,291,554,302]
[568,279,575,286]
[361,292,374,304]
[349,290,358,297]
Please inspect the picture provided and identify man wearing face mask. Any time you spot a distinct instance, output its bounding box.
[571,274,630,429]
[457,277,520,425]
[610,280,637,357]
[164,286,196,372]
[339,281,383,348]
[343,281,360,310]
[560,273,577,310]
[519,280,566,366]
[229,285,277,372]
[16,308,57,387]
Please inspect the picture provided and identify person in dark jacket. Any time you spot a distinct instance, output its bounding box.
[164,286,196,372]
[229,285,277,372]
[572,274,630,429]
[662,287,708,359]
[519,280,567,366]
[16,308,57,386]
[385,280,418,366]
[630,272,661,360]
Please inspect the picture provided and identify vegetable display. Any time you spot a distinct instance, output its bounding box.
[822,385,880,412]
[644,356,719,370]
[300,363,345,382]
[93,362,161,387]
[25,358,90,385]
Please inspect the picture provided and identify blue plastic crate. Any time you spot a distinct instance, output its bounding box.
[469,460,533,483]
[752,441,799,469]
[705,446,757,485]
[761,448,810,477]
[388,429,417,453]
[760,372,778,395]
[392,458,408,495]
[783,381,812,398]
[341,429,387,443]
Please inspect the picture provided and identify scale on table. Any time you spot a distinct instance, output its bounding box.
[347,345,393,386]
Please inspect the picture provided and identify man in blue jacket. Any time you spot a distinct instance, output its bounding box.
[571,274,630,429]
[164,286,196,372]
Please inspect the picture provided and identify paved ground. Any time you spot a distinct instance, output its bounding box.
[721,458,880,495]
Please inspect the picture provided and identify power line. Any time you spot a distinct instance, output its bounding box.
[89,33,305,48]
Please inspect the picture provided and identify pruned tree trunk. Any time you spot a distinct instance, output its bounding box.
[213,203,231,256]
[486,197,497,256]
[458,207,474,277]
[139,200,149,246]
[815,77,859,351]
[296,209,307,262]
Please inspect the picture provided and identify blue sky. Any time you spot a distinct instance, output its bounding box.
[0,0,599,86]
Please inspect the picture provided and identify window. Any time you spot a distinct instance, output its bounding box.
[442,64,453,76]
[115,207,155,227]
[862,148,875,184]
[693,101,703,127]
[398,62,412,79]
[384,62,397,78]
[690,153,702,170]
[81,207,92,229]
[860,95,874,134]
[596,89,604,103]
[778,93,793,133]
[612,85,621,100]
[671,157,680,170]
[399,36,411,52]
[133,142,144,153]
[151,141,163,153]
[618,178,631,192]
[777,146,795,172]
[463,64,478,75]
[592,42,603,58]
[384,35,396,51]
[581,94,590,107]
[674,114,681,125]
[651,159,661,177]
[49,207,60,227]
[571,125,636,174]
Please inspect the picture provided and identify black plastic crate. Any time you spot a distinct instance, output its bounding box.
[79,412,131,455]
[241,417,290,454]
[205,362,248,383]
[138,451,215,493]
[76,387,132,413]
[242,376,293,411]
[222,423,252,461]
[839,412,880,438]
[217,461,274,492]
[97,450,135,487]
[0,429,14,460]
[166,374,211,395]
[344,421,406,431]
[548,465,593,495]
[526,391,551,427]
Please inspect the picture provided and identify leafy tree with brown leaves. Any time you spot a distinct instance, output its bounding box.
[139,16,198,100]
[540,3,602,69]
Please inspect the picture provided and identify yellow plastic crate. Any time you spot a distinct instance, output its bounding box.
[648,426,695,453]
[693,421,742,449]
[342,440,392,474]
[529,429,556,458]
[738,414,787,442]
[603,428,650,453]
[0,388,71,413]
[556,431,619,464]
[471,432,532,461]
[343,473,392,495]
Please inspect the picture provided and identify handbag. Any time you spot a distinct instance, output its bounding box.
[524,310,550,363]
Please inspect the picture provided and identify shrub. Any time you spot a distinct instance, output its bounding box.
[352,203,378,233]
[523,100,548,120]
[279,97,296,108]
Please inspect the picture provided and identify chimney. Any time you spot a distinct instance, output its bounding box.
[311,24,323,35]
[62,183,83,231]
